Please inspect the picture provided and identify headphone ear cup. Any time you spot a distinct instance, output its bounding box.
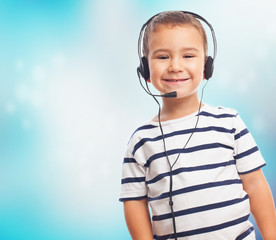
[204,56,214,80]
[137,56,150,81]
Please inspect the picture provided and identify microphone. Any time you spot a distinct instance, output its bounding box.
[164,91,177,98]
[149,91,177,98]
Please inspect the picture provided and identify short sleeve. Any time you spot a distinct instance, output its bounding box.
[233,114,266,174]
[119,149,148,202]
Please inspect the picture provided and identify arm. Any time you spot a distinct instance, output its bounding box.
[240,169,276,239]
[124,199,153,240]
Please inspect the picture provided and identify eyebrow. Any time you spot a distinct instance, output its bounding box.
[152,47,199,55]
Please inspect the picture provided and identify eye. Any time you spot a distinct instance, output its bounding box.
[157,55,169,60]
[184,55,194,58]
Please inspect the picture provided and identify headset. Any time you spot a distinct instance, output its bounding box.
[135,11,217,240]
[137,11,217,85]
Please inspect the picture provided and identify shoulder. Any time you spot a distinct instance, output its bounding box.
[199,104,244,131]
[130,122,158,139]
[201,104,239,118]
[127,121,159,149]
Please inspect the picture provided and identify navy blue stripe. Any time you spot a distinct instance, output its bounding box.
[238,164,266,175]
[129,124,158,141]
[236,226,254,240]
[152,195,249,221]
[197,126,235,134]
[234,128,249,140]
[123,158,136,163]
[145,143,233,167]
[146,160,236,185]
[148,179,242,202]
[155,214,250,239]
[121,177,145,184]
[199,111,237,118]
[132,126,235,155]
[135,124,157,131]
[119,195,147,202]
[235,146,259,160]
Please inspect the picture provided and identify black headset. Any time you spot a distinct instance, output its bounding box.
[137,11,217,82]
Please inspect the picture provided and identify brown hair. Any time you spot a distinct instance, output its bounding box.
[142,11,208,58]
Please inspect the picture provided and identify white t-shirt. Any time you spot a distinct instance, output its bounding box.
[120,105,265,239]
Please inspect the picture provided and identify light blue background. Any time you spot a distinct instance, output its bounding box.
[0,0,275,239]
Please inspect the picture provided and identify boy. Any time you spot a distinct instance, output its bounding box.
[119,11,276,239]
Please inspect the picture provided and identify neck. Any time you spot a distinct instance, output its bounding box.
[153,93,202,122]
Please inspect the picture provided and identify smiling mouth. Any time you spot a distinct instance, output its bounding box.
[163,78,189,82]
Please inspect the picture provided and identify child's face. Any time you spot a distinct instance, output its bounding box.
[147,24,205,99]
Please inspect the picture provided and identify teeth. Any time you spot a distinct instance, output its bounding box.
[166,79,186,82]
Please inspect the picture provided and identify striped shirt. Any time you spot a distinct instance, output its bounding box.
[120,105,265,239]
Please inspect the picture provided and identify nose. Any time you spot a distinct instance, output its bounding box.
[168,58,183,73]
